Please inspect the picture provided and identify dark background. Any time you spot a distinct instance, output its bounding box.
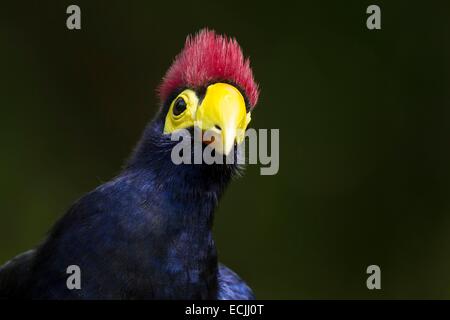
[0,0,449,299]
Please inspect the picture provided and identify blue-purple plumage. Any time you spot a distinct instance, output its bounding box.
[0,104,253,300]
[218,264,255,300]
[0,29,258,300]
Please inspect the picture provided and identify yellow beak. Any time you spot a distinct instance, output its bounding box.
[195,83,251,155]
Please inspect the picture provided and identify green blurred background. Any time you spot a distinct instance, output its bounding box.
[0,0,449,299]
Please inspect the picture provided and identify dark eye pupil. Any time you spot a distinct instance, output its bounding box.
[173,97,187,116]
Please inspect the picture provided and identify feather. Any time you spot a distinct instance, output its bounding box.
[159,29,259,108]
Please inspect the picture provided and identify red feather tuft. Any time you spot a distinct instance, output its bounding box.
[158,29,259,108]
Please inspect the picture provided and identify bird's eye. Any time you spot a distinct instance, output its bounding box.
[172,97,187,116]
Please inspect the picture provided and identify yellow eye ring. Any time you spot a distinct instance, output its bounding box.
[164,89,199,134]
[172,97,187,117]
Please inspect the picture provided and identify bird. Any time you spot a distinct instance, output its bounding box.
[0,28,259,300]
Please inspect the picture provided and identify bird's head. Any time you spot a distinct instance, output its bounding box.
[129,29,259,180]
[158,29,259,156]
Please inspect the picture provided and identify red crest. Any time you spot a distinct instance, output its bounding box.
[158,29,259,108]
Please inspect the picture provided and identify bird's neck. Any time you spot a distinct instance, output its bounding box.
[127,148,234,230]
[127,120,236,216]
[122,122,237,298]
[125,164,231,299]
